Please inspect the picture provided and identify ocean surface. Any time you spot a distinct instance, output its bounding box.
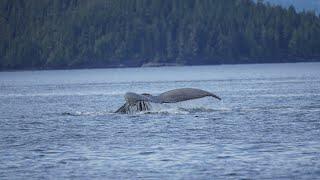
[0,63,320,179]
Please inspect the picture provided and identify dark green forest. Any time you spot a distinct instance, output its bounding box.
[1,0,320,70]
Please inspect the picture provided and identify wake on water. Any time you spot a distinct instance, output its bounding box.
[60,104,317,117]
[60,97,320,116]
[62,98,227,116]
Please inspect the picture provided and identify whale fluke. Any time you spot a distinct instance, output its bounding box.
[157,88,221,103]
[115,88,221,114]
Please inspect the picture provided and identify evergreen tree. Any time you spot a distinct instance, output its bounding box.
[0,0,320,70]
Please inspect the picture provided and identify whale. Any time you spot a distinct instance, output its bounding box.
[115,88,221,114]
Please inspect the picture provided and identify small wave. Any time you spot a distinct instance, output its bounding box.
[140,108,190,115]
[138,151,156,155]
[0,92,126,98]
[130,106,230,115]
[61,111,113,116]
[60,105,313,116]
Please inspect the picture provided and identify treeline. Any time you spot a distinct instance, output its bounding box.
[1,0,320,70]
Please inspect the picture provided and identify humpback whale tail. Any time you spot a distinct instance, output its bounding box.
[115,101,151,114]
[115,88,221,114]
[156,88,221,103]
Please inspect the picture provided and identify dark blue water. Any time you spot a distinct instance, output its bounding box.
[1,63,320,179]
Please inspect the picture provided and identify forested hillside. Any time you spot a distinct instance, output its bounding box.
[1,0,320,70]
[263,0,320,14]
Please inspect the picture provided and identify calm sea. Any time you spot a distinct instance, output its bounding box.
[1,63,320,179]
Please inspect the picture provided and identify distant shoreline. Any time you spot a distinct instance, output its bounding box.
[2,1,320,72]
[1,60,319,72]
